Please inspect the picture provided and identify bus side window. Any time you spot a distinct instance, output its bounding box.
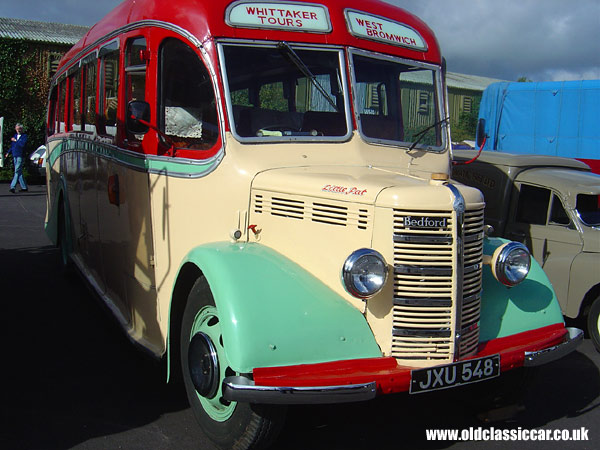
[83,59,97,133]
[69,69,82,131]
[99,42,120,136]
[48,86,57,136]
[58,79,67,133]
[125,36,148,144]
[159,38,218,150]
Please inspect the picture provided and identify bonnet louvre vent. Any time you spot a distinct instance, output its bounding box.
[252,193,371,230]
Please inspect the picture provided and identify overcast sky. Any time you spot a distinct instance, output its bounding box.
[2,0,599,82]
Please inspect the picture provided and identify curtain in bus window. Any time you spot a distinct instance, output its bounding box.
[48,86,57,135]
[70,70,82,131]
[160,38,218,150]
[101,50,119,136]
[84,62,97,133]
[58,80,67,133]
[126,37,147,143]
[309,75,336,112]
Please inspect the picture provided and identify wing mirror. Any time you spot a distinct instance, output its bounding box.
[127,101,151,134]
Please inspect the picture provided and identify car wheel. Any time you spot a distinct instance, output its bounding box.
[587,296,600,352]
[181,276,286,449]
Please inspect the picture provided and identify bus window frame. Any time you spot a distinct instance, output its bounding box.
[156,34,223,158]
[80,50,99,134]
[123,34,150,149]
[57,75,68,134]
[348,48,447,152]
[217,40,353,144]
[67,62,83,132]
[47,85,58,136]
[98,39,121,138]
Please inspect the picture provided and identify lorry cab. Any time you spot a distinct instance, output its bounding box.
[453,150,600,350]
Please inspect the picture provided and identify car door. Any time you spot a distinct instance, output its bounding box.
[507,183,583,310]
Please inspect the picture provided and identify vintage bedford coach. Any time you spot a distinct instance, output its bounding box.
[44,0,583,448]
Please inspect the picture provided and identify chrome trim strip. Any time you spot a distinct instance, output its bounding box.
[393,234,452,244]
[394,265,452,276]
[447,183,465,361]
[222,376,377,404]
[524,327,583,367]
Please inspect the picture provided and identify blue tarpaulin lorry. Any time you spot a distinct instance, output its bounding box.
[477,80,600,173]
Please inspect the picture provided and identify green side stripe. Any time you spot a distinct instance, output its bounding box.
[47,137,222,176]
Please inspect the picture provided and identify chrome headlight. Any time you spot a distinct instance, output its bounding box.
[491,242,531,287]
[342,249,388,299]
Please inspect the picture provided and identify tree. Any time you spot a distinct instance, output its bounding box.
[0,39,50,179]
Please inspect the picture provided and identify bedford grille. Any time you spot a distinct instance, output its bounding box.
[391,207,484,362]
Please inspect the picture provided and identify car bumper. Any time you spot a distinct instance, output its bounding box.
[222,324,582,404]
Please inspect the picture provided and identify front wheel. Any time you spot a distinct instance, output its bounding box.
[181,277,286,449]
[587,296,600,352]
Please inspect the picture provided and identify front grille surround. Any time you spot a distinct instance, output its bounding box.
[391,204,484,363]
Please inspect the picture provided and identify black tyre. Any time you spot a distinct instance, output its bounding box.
[587,296,600,352]
[181,277,286,449]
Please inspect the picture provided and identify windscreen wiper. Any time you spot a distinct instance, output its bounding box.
[408,116,449,151]
[277,41,339,112]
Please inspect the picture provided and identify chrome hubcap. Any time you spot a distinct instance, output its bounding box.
[188,331,219,398]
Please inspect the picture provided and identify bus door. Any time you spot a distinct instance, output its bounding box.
[70,52,106,295]
[97,33,158,333]
[94,39,131,320]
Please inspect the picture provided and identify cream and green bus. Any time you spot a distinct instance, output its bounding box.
[45,0,582,448]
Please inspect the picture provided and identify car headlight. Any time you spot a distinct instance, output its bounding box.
[490,242,531,286]
[342,249,388,299]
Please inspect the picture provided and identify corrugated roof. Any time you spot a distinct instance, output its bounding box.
[446,72,505,91]
[0,17,88,45]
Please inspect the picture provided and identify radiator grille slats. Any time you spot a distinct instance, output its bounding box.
[459,209,484,358]
[391,207,484,362]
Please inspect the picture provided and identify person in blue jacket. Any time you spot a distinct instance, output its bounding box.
[5,123,28,193]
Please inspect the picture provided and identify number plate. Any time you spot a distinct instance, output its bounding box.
[410,354,500,394]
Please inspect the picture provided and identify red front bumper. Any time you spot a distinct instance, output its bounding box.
[253,323,574,394]
[222,324,582,404]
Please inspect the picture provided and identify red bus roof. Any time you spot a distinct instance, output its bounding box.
[59,0,441,73]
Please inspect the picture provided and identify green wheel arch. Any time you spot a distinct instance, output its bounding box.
[170,242,382,375]
[479,237,565,342]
